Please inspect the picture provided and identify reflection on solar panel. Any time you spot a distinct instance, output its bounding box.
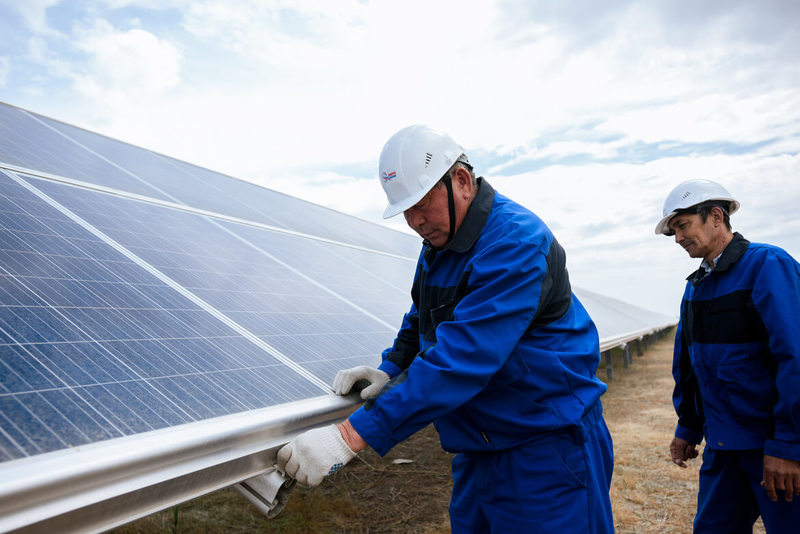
[0,101,675,531]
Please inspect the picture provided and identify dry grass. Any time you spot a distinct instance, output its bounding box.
[601,335,765,534]
[113,333,766,533]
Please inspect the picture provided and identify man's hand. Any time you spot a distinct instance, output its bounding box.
[762,455,800,502]
[276,425,357,487]
[670,436,699,468]
[333,366,390,399]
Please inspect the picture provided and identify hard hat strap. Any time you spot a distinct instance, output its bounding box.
[442,175,456,245]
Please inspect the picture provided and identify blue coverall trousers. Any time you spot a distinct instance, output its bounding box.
[448,403,614,533]
[695,447,800,533]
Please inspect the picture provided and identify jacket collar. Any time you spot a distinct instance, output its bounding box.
[438,177,494,253]
[687,232,750,283]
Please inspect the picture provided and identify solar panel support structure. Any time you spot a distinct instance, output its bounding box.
[0,395,358,533]
[234,470,296,519]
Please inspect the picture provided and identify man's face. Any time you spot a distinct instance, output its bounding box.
[668,213,716,260]
[403,183,452,247]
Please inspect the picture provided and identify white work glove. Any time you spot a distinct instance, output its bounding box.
[332,365,390,399]
[276,425,357,487]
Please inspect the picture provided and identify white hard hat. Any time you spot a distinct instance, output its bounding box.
[655,179,740,235]
[378,125,466,218]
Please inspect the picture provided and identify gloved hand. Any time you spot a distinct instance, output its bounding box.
[276,425,357,487]
[332,365,390,399]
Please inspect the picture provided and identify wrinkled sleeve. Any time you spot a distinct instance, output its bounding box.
[753,250,800,461]
[672,312,704,445]
[350,237,549,455]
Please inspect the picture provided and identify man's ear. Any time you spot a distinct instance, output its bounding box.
[453,167,473,196]
[711,206,725,226]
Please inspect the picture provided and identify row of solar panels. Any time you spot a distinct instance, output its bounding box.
[0,102,675,531]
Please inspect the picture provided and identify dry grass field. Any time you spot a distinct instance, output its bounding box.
[114,332,766,533]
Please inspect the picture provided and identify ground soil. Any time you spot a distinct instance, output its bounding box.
[114,333,766,533]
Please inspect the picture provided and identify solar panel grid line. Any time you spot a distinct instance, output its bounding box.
[0,214,266,430]
[0,160,417,263]
[0,106,173,202]
[19,109,181,206]
[11,103,292,234]
[4,169,331,393]
[3,384,97,450]
[213,219,400,331]
[224,220,415,297]
[0,406,39,458]
[145,149,294,233]
[0,294,318,436]
[0,301,197,450]
[0,417,26,458]
[0,283,142,440]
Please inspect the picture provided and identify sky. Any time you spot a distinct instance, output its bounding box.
[0,0,798,317]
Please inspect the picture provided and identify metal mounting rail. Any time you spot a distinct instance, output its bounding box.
[0,395,359,533]
[598,322,676,352]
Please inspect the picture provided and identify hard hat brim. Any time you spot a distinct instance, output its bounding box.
[382,183,436,219]
[654,199,740,236]
[655,212,678,236]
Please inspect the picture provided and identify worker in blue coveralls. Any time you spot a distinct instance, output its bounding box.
[277,125,615,533]
[656,179,800,533]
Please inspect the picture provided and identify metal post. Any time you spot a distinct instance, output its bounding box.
[623,343,631,367]
[604,350,613,381]
[636,338,642,357]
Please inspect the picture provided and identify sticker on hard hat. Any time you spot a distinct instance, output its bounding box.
[382,171,396,182]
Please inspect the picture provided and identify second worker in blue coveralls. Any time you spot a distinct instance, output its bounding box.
[656,180,800,533]
[277,125,615,533]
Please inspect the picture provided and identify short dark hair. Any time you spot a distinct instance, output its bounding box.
[676,201,732,230]
[440,156,477,188]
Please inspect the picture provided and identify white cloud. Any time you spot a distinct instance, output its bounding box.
[182,0,368,66]
[0,0,61,33]
[71,20,181,104]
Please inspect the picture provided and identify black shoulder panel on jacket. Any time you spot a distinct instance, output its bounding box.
[530,237,573,329]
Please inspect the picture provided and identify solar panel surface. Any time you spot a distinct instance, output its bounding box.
[2,169,397,462]
[0,103,420,258]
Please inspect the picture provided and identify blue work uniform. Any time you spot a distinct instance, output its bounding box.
[672,232,800,533]
[349,179,614,533]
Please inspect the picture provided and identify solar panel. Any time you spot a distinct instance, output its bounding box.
[0,103,420,258]
[0,104,173,200]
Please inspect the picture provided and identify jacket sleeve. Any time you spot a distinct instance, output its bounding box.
[350,234,551,455]
[752,249,800,461]
[672,311,705,445]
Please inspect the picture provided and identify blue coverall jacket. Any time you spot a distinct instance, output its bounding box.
[349,178,608,456]
[673,232,800,460]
